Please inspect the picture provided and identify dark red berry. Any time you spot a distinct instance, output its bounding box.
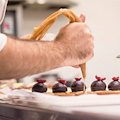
[101,77,106,80]
[95,75,106,81]
[58,79,66,84]
[75,77,82,81]
[36,79,46,83]
[108,77,120,91]
[112,77,119,81]
[95,75,101,80]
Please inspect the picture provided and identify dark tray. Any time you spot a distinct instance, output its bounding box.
[0,103,119,120]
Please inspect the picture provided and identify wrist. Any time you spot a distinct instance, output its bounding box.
[39,41,66,69]
[54,40,69,67]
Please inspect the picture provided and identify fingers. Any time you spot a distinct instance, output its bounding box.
[79,14,86,23]
[72,65,80,68]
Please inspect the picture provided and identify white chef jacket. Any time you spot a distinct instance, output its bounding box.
[0,0,8,51]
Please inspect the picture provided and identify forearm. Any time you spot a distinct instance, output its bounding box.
[0,36,65,79]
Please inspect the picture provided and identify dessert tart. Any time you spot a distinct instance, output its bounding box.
[91,75,106,91]
[52,79,67,93]
[51,79,72,96]
[32,79,47,93]
[108,77,120,91]
[71,77,86,92]
[87,75,106,94]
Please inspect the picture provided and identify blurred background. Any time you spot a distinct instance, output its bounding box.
[1,0,120,87]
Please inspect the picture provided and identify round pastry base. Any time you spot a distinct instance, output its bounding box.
[87,91,120,95]
[45,91,84,96]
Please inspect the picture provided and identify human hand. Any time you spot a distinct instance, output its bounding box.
[55,14,94,67]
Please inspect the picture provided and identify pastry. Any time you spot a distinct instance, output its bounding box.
[91,90,120,95]
[53,91,84,96]
[108,76,120,91]
[52,79,67,93]
[91,75,106,91]
[71,77,86,92]
[32,79,47,93]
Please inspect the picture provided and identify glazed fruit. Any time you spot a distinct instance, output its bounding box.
[52,79,67,93]
[91,75,106,91]
[71,78,86,92]
[108,77,120,91]
[32,79,47,93]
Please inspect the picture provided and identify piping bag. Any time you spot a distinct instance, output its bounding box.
[28,9,86,91]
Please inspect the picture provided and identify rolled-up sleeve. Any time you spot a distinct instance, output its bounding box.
[0,33,7,51]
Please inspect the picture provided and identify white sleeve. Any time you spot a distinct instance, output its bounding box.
[0,33,7,51]
[0,0,8,25]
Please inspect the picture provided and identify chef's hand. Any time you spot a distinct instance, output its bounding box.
[55,14,94,67]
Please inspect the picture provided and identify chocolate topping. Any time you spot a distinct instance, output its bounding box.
[71,78,86,92]
[32,79,47,93]
[108,77,120,91]
[52,79,67,93]
[91,76,106,91]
